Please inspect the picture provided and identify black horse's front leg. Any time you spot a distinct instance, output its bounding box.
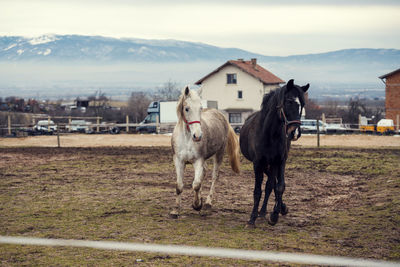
[248,162,264,226]
[269,162,287,225]
[259,167,275,219]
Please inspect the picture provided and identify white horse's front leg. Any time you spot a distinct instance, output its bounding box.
[192,158,205,211]
[170,155,185,218]
[205,154,222,209]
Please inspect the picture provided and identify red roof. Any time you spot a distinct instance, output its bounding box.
[195,59,285,85]
[379,68,400,79]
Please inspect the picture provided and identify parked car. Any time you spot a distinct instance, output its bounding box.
[325,123,347,134]
[33,120,57,135]
[66,120,92,133]
[300,119,326,133]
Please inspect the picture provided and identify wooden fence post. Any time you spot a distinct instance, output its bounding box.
[96,117,100,133]
[316,119,320,147]
[68,116,72,132]
[156,114,160,134]
[7,114,11,135]
[126,115,129,133]
[47,116,51,132]
[57,126,60,148]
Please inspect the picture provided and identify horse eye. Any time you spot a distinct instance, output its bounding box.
[185,107,189,112]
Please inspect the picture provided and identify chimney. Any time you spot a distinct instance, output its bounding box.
[237,58,244,62]
[251,58,257,68]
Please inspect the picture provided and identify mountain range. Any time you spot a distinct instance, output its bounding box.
[0,34,399,99]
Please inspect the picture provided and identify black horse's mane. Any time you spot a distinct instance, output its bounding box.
[259,86,285,125]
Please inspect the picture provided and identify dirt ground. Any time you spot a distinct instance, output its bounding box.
[1,133,400,148]
[0,145,399,265]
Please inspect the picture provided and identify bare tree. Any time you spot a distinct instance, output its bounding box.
[325,100,340,117]
[87,90,110,117]
[126,92,151,123]
[343,98,372,124]
[156,80,181,101]
[304,98,322,119]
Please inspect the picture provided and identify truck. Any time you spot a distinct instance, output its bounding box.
[376,119,395,135]
[136,100,217,133]
[65,120,92,133]
[359,116,395,135]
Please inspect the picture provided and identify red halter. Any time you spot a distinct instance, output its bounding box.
[183,117,201,132]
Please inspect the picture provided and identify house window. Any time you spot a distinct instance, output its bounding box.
[237,90,243,99]
[229,113,242,123]
[227,73,237,84]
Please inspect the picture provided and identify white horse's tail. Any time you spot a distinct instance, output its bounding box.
[227,125,240,174]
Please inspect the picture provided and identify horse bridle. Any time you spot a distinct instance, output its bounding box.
[183,115,201,132]
[277,104,302,135]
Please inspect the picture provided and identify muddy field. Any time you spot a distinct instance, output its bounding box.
[0,146,399,266]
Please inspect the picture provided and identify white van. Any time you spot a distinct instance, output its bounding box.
[33,120,57,134]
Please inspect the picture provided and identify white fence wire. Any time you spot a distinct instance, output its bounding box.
[1,236,399,267]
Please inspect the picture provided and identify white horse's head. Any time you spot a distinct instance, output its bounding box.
[177,86,203,142]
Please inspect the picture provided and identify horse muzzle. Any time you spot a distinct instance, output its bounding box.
[189,123,202,142]
[287,121,301,141]
[192,133,202,142]
[291,127,301,141]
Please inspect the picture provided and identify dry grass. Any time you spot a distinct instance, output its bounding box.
[1,133,400,148]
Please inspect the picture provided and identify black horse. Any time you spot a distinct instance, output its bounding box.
[240,79,309,226]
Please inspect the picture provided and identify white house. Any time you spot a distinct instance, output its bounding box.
[195,58,284,124]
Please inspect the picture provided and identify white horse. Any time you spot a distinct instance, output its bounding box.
[170,86,240,218]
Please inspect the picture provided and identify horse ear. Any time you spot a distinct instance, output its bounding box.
[184,86,190,97]
[287,79,294,91]
[302,83,310,92]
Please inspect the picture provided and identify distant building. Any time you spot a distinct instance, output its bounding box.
[76,99,90,108]
[195,58,284,124]
[379,68,400,126]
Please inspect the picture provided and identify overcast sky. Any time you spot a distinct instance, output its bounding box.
[1,0,399,56]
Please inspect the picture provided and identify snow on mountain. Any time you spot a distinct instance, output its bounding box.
[4,43,17,51]
[0,34,260,62]
[0,34,399,99]
[28,35,59,45]
[0,34,398,66]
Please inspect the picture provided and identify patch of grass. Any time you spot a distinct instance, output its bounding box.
[287,148,400,177]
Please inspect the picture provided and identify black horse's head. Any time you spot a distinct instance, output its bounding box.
[279,79,309,141]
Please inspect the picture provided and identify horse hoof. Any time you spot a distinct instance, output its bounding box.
[258,215,268,224]
[192,204,202,211]
[281,204,289,216]
[203,203,212,210]
[246,221,256,229]
[169,211,179,219]
[192,198,203,211]
[268,213,279,226]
